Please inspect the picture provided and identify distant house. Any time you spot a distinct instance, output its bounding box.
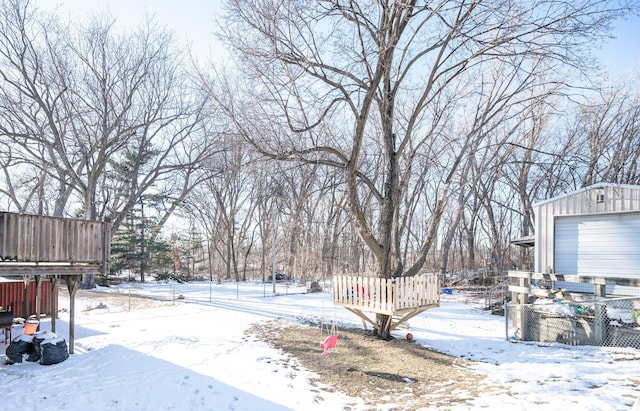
[533,183,640,294]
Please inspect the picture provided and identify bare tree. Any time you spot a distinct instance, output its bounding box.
[499,75,640,272]
[185,137,263,281]
[0,144,44,213]
[0,1,219,286]
[574,81,640,186]
[214,0,630,338]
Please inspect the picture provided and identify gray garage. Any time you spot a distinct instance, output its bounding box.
[534,183,640,294]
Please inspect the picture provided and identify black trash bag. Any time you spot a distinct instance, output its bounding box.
[32,331,57,356]
[5,335,35,364]
[30,331,62,363]
[30,334,50,362]
[32,335,44,355]
[39,338,69,365]
[26,350,41,363]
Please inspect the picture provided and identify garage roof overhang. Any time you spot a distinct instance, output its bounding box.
[510,235,535,248]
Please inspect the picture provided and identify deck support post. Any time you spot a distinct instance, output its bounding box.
[66,275,81,354]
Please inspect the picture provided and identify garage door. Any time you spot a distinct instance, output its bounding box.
[554,213,640,279]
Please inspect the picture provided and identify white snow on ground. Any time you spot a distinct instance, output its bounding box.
[2,280,640,410]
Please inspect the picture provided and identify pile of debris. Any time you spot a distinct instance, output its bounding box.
[5,330,69,366]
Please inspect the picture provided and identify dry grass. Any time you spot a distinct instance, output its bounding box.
[248,320,488,410]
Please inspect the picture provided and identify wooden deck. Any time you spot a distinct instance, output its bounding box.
[0,212,109,275]
[0,212,111,353]
[332,274,440,332]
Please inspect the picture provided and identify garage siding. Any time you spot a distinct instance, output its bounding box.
[554,213,640,278]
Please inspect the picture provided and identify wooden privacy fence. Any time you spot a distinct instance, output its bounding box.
[0,212,108,263]
[332,273,440,332]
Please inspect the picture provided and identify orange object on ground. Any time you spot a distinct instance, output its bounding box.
[24,320,39,335]
[320,334,339,356]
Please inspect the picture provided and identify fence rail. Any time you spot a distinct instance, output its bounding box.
[507,270,640,303]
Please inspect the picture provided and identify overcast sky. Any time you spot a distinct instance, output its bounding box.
[34,0,640,74]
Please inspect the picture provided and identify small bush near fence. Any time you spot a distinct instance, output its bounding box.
[507,297,640,349]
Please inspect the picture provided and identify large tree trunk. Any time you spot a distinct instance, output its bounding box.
[375,313,393,340]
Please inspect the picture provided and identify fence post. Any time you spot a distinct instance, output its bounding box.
[505,303,509,341]
[594,300,605,345]
[594,277,606,298]
[514,272,530,305]
[511,272,531,341]
[593,278,607,345]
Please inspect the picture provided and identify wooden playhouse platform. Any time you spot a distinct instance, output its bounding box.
[332,273,440,333]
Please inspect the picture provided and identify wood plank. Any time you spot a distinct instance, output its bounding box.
[37,216,49,261]
[508,271,640,289]
[364,276,370,306]
[18,214,25,261]
[0,214,6,258]
[388,277,395,311]
[374,276,381,310]
[507,271,534,279]
[344,308,378,332]
[507,285,531,294]
[11,214,19,259]
[390,308,427,331]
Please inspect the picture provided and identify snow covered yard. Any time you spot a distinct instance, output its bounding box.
[2,281,640,410]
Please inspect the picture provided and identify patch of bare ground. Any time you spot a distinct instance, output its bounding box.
[58,287,172,312]
[248,320,488,410]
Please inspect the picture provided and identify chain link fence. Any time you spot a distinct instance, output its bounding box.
[506,297,640,349]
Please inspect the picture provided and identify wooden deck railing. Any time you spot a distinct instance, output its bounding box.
[0,212,110,263]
